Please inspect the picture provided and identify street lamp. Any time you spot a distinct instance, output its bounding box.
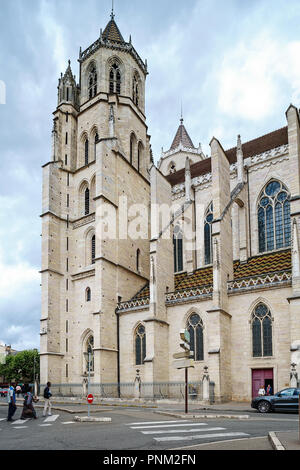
[83,351,91,417]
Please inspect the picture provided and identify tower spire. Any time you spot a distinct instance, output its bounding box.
[111,0,115,19]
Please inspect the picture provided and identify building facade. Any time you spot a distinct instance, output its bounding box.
[40,12,300,402]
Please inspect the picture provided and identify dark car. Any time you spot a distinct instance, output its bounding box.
[251,387,300,413]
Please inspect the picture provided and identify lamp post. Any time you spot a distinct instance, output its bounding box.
[84,351,91,417]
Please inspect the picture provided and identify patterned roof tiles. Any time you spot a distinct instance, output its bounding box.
[130,249,291,301]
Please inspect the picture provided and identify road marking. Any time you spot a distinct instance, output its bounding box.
[39,424,52,427]
[12,426,28,429]
[43,414,59,423]
[154,432,250,442]
[141,427,226,435]
[131,422,208,429]
[127,420,190,426]
[62,421,76,425]
[13,419,29,425]
[0,418,6,422]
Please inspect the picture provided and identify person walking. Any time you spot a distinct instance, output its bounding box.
[7,382,17,422]
[20,386,38,420]
[43,382,52,417]
[266,384,272,396]
[258,384,265,396]
[15,384,21,398]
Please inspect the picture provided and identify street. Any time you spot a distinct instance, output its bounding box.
[0,398,298,451]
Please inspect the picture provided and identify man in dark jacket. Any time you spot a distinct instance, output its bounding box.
[43,382,52,417]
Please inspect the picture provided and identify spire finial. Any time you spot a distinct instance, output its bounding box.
[111,0,115,19]
[180,101,183,124]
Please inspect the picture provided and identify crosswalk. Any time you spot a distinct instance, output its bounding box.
[125,419,250,444]
[0,414,76,430]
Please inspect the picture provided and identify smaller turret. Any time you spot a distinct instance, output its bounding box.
[57,60,80,109]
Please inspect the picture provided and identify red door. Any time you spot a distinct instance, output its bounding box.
[252,369,273,398]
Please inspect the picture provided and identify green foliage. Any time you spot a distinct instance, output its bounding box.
[0,349,39,383]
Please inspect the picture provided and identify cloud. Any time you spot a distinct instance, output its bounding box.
[217,32,300,121]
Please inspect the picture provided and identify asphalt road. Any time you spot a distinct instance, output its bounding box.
[0,399,298,452]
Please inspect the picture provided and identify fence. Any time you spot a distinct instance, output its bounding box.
[39,381,215,402]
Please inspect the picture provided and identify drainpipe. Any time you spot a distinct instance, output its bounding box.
[246,167,252,257]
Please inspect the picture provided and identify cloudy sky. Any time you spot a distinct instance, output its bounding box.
[1,0,300,350]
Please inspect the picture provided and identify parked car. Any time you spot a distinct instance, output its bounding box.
[251,387,300,413]
[0,387,8,397]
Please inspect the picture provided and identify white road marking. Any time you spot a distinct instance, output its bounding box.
[131,422,208,429]
[141,427,226,435]
[39,424,52,427]
[0,418,6,422]
[43,414,59,423]
[12,426,28,429]
[62,421,76,425]
[13,419,29,425]
[127,420,190,426]
[154,432,250,442]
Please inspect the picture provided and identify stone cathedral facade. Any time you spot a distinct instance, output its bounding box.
[40,12,300,402]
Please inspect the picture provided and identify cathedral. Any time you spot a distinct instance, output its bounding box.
[40,11,300,402]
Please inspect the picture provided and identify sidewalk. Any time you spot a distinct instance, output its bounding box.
[268,431,300,450]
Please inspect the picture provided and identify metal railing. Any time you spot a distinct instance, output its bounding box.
[39,381,214,402]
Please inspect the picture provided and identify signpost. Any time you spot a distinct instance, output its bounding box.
[173,329,194,414]
[87,394,94,404]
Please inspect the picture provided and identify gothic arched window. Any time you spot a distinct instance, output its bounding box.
[204,202,213,265]
[132,75,139,106]
[135,325,146,365]
[252,303,273,357]
[91,235,95,264]
[173,225,183,273]
[187,313,204,361]
[258,180,291,253]
[109,63,121,95]
[85,335,94,372]
[85,188,90,215]
[88,65,97,99]
[85,139,89,166]
[86,287,91,302]
[137,142,143,172]
[94,133,99,159]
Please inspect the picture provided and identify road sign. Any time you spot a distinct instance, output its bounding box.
[173,358,194,369]
[87,394,94,404]
[180,329,190,344]
[173,351,194,359]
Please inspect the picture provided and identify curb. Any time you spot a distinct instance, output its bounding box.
[74,416,111,423]
[268,432,285,450]
[154,410,250,420]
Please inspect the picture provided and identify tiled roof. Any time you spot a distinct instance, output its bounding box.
[130,249,291,301]
[169,120,195,151]
[102,17,125,43]
[166,126,288,186]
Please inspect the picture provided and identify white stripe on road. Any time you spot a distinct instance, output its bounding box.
[127,420,191,426]
[43,415,59,423]
[12,426,28,429]
[39,424,52,427]
[154,432,250,442]
[13,419,29,425]
[0,418,6,422]
[131,422,208,429]
[62,421,77,425]
[141,427,226,435]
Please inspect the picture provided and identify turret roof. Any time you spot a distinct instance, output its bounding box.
[102,12,125,43]
[169,119,195,150]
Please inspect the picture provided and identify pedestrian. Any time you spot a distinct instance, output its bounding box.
[21,383,25,397]
[16,384,21,398]
[7,382,17,422]
[258,384,265,396]
[266,384,272,396]
[43,381,52,417]
[20,386,38,420]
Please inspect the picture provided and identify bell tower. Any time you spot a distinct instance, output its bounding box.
[40,11,151,389]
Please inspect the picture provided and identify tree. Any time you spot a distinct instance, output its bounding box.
[0,349,39,383]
